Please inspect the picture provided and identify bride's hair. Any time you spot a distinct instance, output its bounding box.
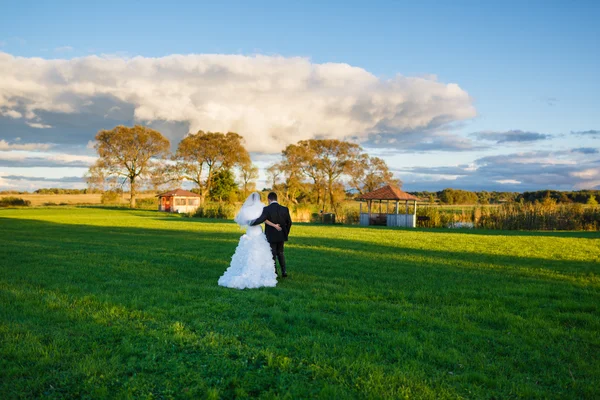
[268,192,277,202]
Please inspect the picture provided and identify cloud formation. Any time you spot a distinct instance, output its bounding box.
[0,52,476,152]
[572,147,598,154]
[0,140,53,151]
[470,130,552,144]
[572,130,600,137]
[2,175,83,183]
[0,151,96,168]
[400,148,600,191]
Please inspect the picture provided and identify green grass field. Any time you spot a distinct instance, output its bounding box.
[1,208,598,399]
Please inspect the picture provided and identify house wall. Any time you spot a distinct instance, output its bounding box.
[171,196,200,213]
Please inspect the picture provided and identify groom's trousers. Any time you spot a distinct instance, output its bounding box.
[270,242,286,275]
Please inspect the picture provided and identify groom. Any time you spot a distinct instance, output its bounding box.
[251,192,292,277]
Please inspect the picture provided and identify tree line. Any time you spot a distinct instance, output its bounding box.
[413,189,600,205]
[266,139,400,211]
[85,125,399,209]
[83,125,599,209]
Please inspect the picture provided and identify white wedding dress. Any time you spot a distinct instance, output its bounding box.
[218,193,278,289]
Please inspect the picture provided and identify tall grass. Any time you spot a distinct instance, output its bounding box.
[477,201,600,230]
[193,202,237,219]
[416,201,600,230]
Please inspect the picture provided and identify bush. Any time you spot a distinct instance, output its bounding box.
[101,191,122,205]
[193,203,237,219]
[0,197,31,207]
[136,197,158,210]
[290,207,311,223]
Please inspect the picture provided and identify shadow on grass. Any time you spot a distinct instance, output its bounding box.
[1,216,597,287]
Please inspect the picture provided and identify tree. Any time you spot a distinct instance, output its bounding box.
[150,163,182,192]
[282,139,362,211]
[175,131,250,202]
[348,155,401,194]
[282,142,326,207]
[239,161,259,198]
[209,169,238,202]
[587,195,598,206]
[266,162,283,190]
[310,139,362,211]
[85,164,116,193]
[438,188,479,205]
[88,125,170,208]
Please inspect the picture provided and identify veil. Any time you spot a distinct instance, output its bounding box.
[234,192,265,227]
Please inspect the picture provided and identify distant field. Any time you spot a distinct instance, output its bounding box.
[10,193,156,206]
[1,208,598,398]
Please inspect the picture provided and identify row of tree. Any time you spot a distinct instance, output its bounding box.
[87,126,259,207]
[412,189,600,205]
[516,190,599,205]
[85,125,599,209]
[85,125,399,209]
[266,140,400,211]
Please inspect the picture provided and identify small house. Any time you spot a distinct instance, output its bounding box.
[157,189,201,213]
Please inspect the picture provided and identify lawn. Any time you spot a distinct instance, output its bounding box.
[0,208,598,399]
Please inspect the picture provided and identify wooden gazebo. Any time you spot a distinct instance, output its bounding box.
[356,185,420,227]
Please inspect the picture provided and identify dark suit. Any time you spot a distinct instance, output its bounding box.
[251,202,292,275]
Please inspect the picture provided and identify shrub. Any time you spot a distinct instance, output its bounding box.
[136,197,158,209]
[193,203,237,219]
[100,191,122,205]
[0,197,31,207]
[291,207,312,223]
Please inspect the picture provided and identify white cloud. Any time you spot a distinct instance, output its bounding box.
[26,122,52,129]
[570,168,600,180]
[0,140,53,151]
[0,51,476,153]
[0,109,22,118]
[0,150,96,168]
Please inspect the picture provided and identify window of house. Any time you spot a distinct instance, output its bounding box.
[174,198,186,206]
[188,198,199,206]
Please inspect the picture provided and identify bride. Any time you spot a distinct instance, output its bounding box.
[218,192,281,289]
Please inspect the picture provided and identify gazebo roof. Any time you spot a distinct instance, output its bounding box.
[356,185,420,201]
[156,189,201,198]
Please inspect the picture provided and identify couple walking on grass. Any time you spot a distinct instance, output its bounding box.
[218,192,292,289]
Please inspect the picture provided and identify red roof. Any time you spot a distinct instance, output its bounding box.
[355,185,420,201]
[156,189,201,198]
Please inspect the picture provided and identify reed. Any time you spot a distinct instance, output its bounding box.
[416,200,600,230]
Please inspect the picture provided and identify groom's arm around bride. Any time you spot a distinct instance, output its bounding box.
[251,193,292,242]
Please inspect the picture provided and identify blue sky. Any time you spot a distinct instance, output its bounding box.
[0,0,599,191]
